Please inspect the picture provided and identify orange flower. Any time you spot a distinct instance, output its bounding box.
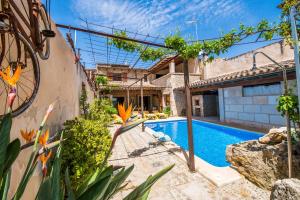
[118,103,132,124]
[0,65,22,87]
[39,151,52,177]
[20,129,36,143]
[39,129,49,146]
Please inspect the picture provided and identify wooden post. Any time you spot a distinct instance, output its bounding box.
[141,79,145,131]
[127,88,130,108]
[183,60,195,172]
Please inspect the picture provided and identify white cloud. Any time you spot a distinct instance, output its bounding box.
[73,0,246,35]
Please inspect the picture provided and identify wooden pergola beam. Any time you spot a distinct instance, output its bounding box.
[56,24,169,49]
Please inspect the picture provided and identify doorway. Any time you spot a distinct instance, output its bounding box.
[139,96,151,111]
[112,97,125,107]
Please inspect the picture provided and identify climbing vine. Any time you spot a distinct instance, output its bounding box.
[110,0,299,62]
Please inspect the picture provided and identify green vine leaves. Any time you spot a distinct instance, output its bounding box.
[109,0,298,62]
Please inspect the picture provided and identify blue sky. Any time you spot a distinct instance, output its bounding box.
[48,0,283,68]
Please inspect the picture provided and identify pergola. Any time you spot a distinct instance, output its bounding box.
[57,22,197,171]
[56,6,300,173]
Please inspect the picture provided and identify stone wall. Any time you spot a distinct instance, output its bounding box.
[226,140,300,190]
[151,73,200,116]
[96,67,148,85]
[219,82,291,128]
[9,24,94,199]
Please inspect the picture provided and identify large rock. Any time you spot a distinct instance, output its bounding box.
[226,140,300,190]
[259,128,287,145]
[270,178,300,200]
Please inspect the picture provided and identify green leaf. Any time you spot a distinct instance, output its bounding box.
[13,161,37,200]
[77,175,111,200]
[123,164,174,200]
[76,166,114,198]
[140,188,151,200]
[75,168,101,196]
[65,168,75,200]
[0,169,11,200]
[36,178,52,200]
[3,139,21,176]
[0,114,12,179]
[103,165,134,200]
[50,145,62,200]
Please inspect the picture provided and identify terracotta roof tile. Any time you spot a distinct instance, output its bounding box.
[176,60,295,90]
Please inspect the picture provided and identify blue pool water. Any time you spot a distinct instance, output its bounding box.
[145,120,262,167]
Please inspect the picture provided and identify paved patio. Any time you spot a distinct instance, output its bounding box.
[109,125,270,200]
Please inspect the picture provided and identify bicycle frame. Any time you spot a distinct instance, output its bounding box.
[5,0,44,51]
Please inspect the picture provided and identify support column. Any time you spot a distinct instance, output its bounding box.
[218,88,225,122]
[126,88,130,107]
[141,79,145,131]
[169,59,175,73]
[184,60,195,172]
[162,94,166,108]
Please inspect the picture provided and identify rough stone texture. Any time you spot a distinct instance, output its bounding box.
[258,128,287,144]
[270,179,300,200]
[226,140,300,190]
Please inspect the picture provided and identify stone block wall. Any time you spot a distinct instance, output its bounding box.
[221,85,286,128]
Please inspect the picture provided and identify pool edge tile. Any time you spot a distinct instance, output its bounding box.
[144,126,243,187]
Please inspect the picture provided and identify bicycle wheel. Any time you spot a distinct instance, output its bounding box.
[0,31,40,117]
[36,5,50,60]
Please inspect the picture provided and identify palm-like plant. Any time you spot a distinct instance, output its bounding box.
[0,83,174,200]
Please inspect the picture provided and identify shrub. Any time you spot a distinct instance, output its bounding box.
[155,113,168,119]
[79,84,89,118]
[62,98,115,189]
[95,75,108,85]
[163,106,171,116]
[88,98,115,123]
[145,113,157,120]
[61,117,111,188]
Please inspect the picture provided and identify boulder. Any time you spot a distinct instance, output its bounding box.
[259,128,287,145]
[270,178,300,200]
[226,140,300,190]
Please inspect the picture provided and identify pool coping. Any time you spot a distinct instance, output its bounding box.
[145,117,264,135]
[143,118,245,187]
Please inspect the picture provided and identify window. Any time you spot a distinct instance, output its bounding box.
[243,83,281,96]
[144,75,147,82]
[195,99,200,106]
[112,73,122,81]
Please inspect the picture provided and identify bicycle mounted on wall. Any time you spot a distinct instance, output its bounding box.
[0,0,55,118]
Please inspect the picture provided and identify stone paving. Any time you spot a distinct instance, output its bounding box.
[109,126,270,200]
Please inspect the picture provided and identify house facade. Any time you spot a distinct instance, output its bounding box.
[86,59,201,114]
[86,40,296,129]
[176,41,296,129]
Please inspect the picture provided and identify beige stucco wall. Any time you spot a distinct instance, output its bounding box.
[8,24,94,199]
[203,41,294,79]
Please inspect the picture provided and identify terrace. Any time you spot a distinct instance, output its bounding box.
[0,1,300,200]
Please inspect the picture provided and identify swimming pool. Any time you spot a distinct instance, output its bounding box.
[145,120,262,167]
